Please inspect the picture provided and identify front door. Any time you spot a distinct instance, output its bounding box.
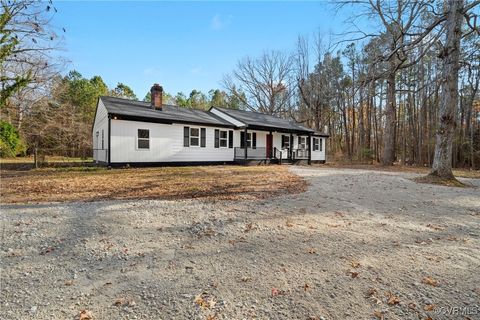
[266,134,273,158]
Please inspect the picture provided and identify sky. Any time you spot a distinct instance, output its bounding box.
[52,1,355,100]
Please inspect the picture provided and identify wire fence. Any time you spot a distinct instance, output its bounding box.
[1,148,97,170]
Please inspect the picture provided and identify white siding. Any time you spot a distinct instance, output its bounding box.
[311,136,326,161]
[110,120,235,163]
[92,99,109,163]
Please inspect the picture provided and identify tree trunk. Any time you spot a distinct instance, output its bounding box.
[382,70,396,165]
[430,0,463,179]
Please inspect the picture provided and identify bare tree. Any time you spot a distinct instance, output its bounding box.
[223,50,295,116]
[429,0,477,179]
[1,0,64,108]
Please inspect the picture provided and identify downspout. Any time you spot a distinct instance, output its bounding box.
[308,134,312,165]
[108,114,111,166]
[244,127,248,165]
[289,133,293,159]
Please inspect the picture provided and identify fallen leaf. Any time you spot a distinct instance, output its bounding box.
[422,276,439,287]
[194,292,216,309]
[307,248,316,254]
[271,287,286,297]
[350,271,359,278]
[426,224,445,231]
[240,276,252,282]
[408,302,416,310]
[303,283,310,291]
[79,310,93,320]
[385,291,400,305]
[285,220,294,227]
[373,310,384,319]
[424,304,436,311]
[206,314,218,320]
[244,222,254,232]
[40,247,54,255]
[271,288,279,297]
[351,260,361,268]
[64,280,74,286]
[366,287,377,297]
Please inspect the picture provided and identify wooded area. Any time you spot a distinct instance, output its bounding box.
[1,0,479,179]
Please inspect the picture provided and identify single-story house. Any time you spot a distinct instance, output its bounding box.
[92,84,329,166]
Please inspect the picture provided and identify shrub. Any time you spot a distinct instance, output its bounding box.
[0,120,22,157]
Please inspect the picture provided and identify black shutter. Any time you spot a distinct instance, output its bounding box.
[201,128,206,147]
[228,130,233,148]
[184,127,190,147]
[240,131,245,148]
[281,135,285,148]
[214,129,219,148]
[298,136,301,147]
[252,132,256,149]
[320,138,323,151]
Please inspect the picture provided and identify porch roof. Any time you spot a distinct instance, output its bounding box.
[211,107,315,134]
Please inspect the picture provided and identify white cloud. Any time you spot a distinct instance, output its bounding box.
[190,66,203,75]
[143,67,158,76]
[210,14,233,31]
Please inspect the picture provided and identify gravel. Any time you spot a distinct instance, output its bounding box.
[1,166,479,319]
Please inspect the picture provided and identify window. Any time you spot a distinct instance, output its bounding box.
[220,130,228,147]
[184,126,206,147]
[215,129,228,148]
[282,135,290,149]
[298,136,307,150]
[190,128,199,146]
[137,129,150,149]
[240,132,256,148]
[313,138,319,151]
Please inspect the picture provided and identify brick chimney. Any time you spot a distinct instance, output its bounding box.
[150,83,163,110]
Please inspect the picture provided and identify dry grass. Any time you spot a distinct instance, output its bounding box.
[0,156,91,163]
[323,163,480,179]
[0,165,307,204]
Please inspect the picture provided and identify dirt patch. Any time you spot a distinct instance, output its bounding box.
[0,165,307,204]
[412,174,470,188]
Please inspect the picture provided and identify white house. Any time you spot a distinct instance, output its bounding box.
[92,84,329,166]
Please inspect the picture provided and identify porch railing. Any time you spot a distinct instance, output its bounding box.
[234,147,267,159]
[293,149,309,159]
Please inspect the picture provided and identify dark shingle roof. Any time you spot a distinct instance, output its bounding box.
[99,96,326,135]
[100,96,233,127]
[213,107,314,133]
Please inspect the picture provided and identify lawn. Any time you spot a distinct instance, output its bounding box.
[0,165,307,204]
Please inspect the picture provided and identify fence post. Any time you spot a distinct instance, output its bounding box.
[34,147,38,169]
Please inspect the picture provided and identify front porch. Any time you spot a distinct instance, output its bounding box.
[233,128,312,164]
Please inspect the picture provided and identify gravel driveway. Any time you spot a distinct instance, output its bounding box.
[1,167,479,320]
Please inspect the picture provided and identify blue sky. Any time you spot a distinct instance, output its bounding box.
[53,1,351,99]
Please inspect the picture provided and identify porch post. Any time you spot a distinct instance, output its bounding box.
[244,127,248,163]
[308,133,312,165]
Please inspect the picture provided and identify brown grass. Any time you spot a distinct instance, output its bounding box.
[322,163,480,179]
[0,165,307,204]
